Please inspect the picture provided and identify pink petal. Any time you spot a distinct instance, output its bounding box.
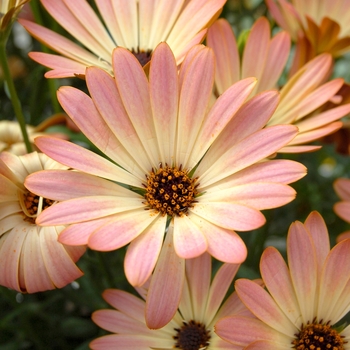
[260,247,301,325]
[149,42,178,164]
[235,279,297,337]
[207,18,240,94]
[173,215,208,259]
[146,224,185,329]
[334,201,350,223]
[88,210,160,251]
[334,178,350,201]
[287,221,318,324]
[112,47,159,167]
[197,125,298,187]
[124,215,167,286]
[188,212,248,263]
[35,136,140,187]
[191,201,266,231]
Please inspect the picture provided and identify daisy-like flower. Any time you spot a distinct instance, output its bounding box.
[207,17,350,153]
[0,151,85,293]
[0,0,28,34]
[266,0,350,67]
[90,252,252,350]
[25,43,305,327]
[334,177,350,242]
[19,0,226,78]
[215,211,350,349]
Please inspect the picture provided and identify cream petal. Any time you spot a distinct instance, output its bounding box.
[287,221,318,324]
[39,226,84,288]
[124,214,166,286]
[173,215,208,259]
[146,224,185,329]
[88,209,160,251]
[22,226,55,293]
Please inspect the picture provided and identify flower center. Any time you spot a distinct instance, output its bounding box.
[292,321,345,350]
[21,191,55,223]
[143,164,199,217]
[173,320,211,350]
[131,48,152,66]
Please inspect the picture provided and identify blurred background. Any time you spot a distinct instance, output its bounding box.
[1,0,350,349]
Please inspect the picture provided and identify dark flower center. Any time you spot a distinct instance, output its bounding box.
[131,48,152,66]
[173,320,211,350]
[22,191,54,223]
[143,164,199,217]
[292,320,345,350]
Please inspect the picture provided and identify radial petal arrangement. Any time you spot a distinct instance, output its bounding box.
[19,0,226,78]
[215,211,350,349]
[0,151,85,293]
[25,42,306,326]
[90,252,253,349]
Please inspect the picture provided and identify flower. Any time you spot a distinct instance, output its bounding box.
[0,151,85,293]
[0,0,28,34]
[25,43,305,326]
[265,0,350,67]
[19,0,226,78]
[207,17,350,153]
[90,252,251,349]
[215,211,350,349]
[334,177,350,242]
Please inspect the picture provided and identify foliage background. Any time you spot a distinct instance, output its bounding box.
[1,0,350,349]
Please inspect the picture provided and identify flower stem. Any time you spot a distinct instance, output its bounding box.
[0,35,32,153]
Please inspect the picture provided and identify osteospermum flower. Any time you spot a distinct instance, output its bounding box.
[25,43,306,327]
[0,151,85,293]
[207,17,350,153]
[90,252,252,349]
[216,211,350,349]
[19,0,225,78]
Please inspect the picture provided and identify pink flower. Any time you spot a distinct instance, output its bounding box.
[0,151,85,293]
[334,177,350,242]
[19,0,226,78]
[90,253,252,349]
[215,211,350,349]
[207,17,350,153]
[25,43,305,327]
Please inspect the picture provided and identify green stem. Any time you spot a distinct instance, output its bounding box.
[0,35,32,153]
[29,1,61,114]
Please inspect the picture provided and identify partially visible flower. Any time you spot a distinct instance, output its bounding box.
[0,0,28,34]
[25,43,306,327]
[215,211,350,349]
[265,0,350,71]
[19,0,226,78]
[207,17,350,153]
[334,177,350,242]
[0,117,68,155]
[0,151,85,293]
[91,252,252,350]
